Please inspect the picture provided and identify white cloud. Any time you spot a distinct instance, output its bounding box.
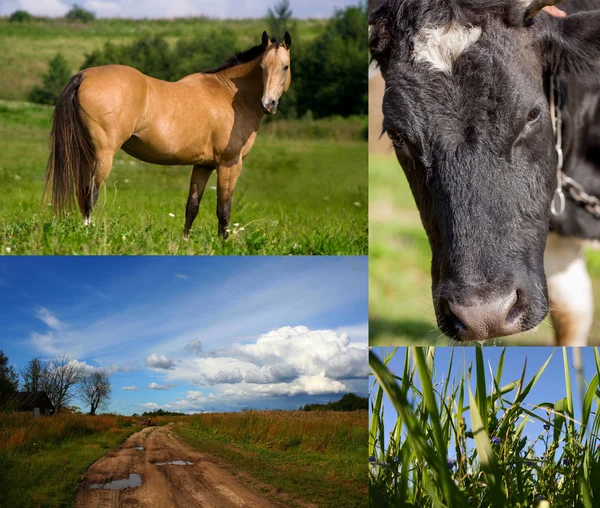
[0,0,69,17]
[147,382,175,390]
[146,353,175,370]
[82,0,119,17]
[30,332,61,356]
[121,385,139,391]
[174,273,189,280]
[161,326,368,398]
[142,402,160,410]
[37,308,63,331]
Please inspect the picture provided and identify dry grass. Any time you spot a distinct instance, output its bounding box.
[0,412,135,452]
[187,409,366,453]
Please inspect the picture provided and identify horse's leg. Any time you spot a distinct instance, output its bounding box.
[544,232,593,346]
[216,161,243,239]
[183,165,214,239]
[84,149,115,225]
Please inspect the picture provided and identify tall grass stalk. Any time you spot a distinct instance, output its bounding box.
[369,348,600,507]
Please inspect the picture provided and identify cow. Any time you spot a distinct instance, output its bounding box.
[369,0,600,345]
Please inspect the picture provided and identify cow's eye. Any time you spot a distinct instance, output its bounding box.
[527,107,541,123]
[283,65,289,71]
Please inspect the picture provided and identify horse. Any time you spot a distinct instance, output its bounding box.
[44,31,292,239]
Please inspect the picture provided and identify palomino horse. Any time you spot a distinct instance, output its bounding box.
[45,31,292,239]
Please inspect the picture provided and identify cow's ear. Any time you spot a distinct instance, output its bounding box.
[369,1,393,74]
[537,12,600,87]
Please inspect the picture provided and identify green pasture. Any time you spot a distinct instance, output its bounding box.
[0,101,367,255]
[0,17,326,102]
[369,154,600,346]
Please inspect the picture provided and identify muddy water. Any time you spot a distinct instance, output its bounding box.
[153,460,193,465]
[90,473,142,490]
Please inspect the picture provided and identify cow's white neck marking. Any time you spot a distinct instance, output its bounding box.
[413,23,482,73]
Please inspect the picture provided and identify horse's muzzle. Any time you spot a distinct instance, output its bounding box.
[261,99,278,115]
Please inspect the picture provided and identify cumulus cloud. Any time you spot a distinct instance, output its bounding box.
[162,326,368,398]
[146,353,175,370]
[121,385,139,391]
[142,402,160,410]
[147,382,175,390]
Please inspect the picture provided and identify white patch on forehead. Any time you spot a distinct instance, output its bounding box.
[413,23,482,73]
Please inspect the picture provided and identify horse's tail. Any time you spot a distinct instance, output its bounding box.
[44,72,95,217]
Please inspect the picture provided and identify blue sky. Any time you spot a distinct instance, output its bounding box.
[372,348,599,457]
[0,256,368,415]
[0,0,360,19]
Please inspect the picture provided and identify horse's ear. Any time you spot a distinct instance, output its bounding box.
[283,31,292,50]
[262,31,270,48]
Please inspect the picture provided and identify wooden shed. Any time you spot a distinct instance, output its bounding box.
[0,391,55,416]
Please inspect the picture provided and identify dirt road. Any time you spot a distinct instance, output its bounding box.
[76,424,278,507]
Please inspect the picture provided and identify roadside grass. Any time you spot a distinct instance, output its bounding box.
[0,101,367,255]
[369,347,600,507]
[369,154,600,345]
[0,413,138,507]
[174,410,367,508]
[0,17,327,102]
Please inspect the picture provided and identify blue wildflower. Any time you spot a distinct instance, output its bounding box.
[544,424,551,431]
[447,459,456,469]
[491,437,501,445]
[563,458,571,466]
[369,456,376,463]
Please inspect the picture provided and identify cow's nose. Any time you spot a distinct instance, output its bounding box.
[443,292,521,341]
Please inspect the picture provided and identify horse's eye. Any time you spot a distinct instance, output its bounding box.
[387,130,404,148]
[283,65,289,71]
[527,107,541,123]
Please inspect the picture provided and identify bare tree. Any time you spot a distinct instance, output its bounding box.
[41,353,83,412]
[78,370,111,415]
[21,357,46,392]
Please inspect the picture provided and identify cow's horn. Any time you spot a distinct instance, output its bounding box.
[524,0,564,20]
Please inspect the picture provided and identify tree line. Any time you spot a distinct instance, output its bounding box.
[0,350,111,415]
[28,2,367,120]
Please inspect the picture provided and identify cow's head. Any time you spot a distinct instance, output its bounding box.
[370,0,600,341]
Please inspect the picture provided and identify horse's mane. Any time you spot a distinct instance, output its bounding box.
[204,40,280,74]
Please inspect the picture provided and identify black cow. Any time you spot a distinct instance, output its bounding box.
[370,0,600,344]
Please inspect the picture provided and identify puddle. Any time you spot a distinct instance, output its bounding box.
[90,474,142,490]
[153,460,193,466]
[134,447,144,450]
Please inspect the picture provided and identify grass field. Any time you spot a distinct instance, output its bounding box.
[0,412,138,507]
[0,410,366,507]
[370,154,600,346]
[175,410,367,508]
[0,101,367,255]
[0,17,327,102]
[370,348,600,507]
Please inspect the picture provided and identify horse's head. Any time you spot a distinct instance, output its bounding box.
[260,31,292,115]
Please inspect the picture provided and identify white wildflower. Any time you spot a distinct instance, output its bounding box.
[169,213,175,217]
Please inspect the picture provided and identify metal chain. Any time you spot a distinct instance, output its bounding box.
[563,176,600,218]
[550,74,600,219]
